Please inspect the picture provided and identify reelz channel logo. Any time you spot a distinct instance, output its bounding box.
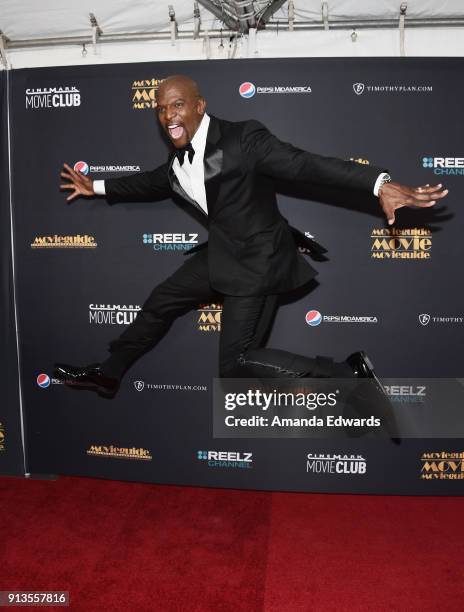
[197,450,253,469]
[305,309,377,326]
[25,86,81,109]
[306,453,367,475]
[143,233,198,251]
[385,384,426,404]
[422,156,464,176]
[37,373,63,388]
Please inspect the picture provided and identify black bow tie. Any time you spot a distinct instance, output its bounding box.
[175,142,195,166]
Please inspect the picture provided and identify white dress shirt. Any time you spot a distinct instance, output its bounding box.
[93,115,388,205]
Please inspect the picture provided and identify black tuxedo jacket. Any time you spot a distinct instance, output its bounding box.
[105,115,387,296]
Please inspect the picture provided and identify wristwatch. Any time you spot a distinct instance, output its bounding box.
[378,173,392,194]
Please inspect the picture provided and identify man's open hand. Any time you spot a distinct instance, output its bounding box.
[60,163,95,202]
[379,181,448,226]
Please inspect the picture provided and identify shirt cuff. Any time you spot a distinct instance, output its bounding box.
[373,173,390,197]
[93,180,106,195]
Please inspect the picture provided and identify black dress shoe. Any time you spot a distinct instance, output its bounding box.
[346,351,387,396]
[53,363,119,398]
[345,351,401,444]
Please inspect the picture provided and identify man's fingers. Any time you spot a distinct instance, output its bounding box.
[411,188,448,202]
[60,183,75,190]
[63,163,80,180]
[66,190,80,202]
[415,183,441,193]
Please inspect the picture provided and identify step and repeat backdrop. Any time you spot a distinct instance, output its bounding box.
[6,58,464,493]
[0,71,25,476]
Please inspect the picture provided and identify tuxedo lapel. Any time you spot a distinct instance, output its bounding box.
[166,115,223,215]
[167,152,207,216]
[203,116,223,214]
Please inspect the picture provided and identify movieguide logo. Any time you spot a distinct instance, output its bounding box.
[420,452,464,480]
[31,235,97,249]
[371,228,432,260]
[86,445,152,461]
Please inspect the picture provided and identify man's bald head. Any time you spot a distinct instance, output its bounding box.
[158,75,203,99]
[156,74,206,148]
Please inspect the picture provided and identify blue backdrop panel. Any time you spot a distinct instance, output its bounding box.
[0,70,25,476]
[9,58,464,493]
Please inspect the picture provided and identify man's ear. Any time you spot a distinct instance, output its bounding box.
[198,96,206,115]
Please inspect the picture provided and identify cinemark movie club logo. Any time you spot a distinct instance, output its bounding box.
[87,444,152,461]
[305,310,377,326]
[239,82,312,98]
[306,453,367,475]
[89,304,141,325]
[31,235,97,249]
[25,86,81,109]
[420,452,464,480]
[143,233,199,252]
[0,422,5,452]
[132,78,162,109]
[197,303,223,332]
[422,156,464,176]
[197,450,253,469]
[74,161,141,175]
[371,228,432,260]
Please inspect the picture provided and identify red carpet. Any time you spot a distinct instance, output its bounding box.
[1,476,463,611]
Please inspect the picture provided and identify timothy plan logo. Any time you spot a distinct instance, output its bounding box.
[134,381,145,392]
[353,83,365,95]
[25,86,81,109]
[419,314,431,326]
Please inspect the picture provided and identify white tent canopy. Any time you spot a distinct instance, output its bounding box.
[1,1,464,68]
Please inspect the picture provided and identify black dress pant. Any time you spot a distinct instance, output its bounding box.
[101,249,337,380]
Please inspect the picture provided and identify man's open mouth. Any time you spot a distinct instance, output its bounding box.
[168,124,185,140]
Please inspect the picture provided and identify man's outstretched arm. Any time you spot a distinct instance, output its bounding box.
[241,121,448,224]
[60,163,171,204]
